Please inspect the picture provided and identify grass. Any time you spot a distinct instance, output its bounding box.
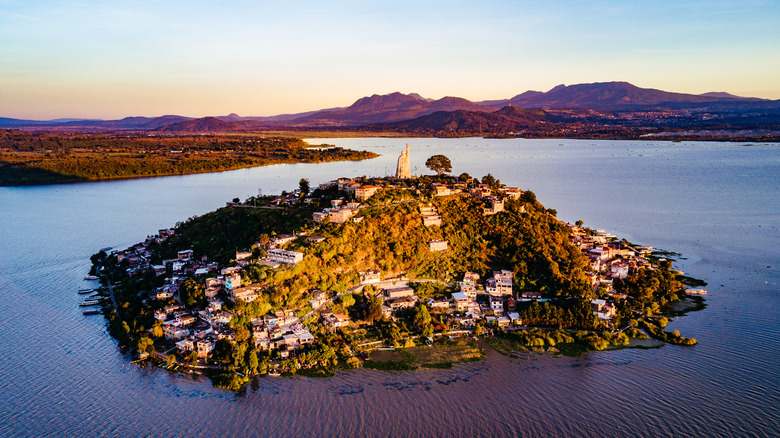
[364,340,484,370]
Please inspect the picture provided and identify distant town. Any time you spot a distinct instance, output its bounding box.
[85,145,704,388]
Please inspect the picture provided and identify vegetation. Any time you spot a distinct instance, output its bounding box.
[0,130,378,185]
[89,173,704,390]
[425,154,452,175]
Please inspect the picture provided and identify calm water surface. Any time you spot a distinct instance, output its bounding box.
[0,138,778,437]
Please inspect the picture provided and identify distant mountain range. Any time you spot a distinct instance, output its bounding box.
[2,81,778,133]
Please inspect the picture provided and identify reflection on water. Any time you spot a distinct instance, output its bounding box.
[0,138,778,437]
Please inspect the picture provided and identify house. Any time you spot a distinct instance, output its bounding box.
[176,313,197,326]
[308,289,327,309]
[383,285,415,300]
[591,299,617,321]
[225,273,241,290]
[178,249,194,260]
[321,311,351,329]
[460,283,478,299]
[508,312,522,325]
[497,316,511,327]
[229,286,258,303]
[422,214,442,226]
[267,248,304,265]
[504,187,522,200]
[381,305,393,319]
[235,250,252,261]
[176,338,195,352]
[386,295,418,311]
[486,270,513,296]
[428,298,450,311]
[206,298,223,313]
[355,185,381,201]
[328,208,357,224]
[271,234,296,247]
[195,338,216,357]
[306,236,327,243]
[163,322,189,341]
[429,239,448,252]
[344,182,362,196]
[211,311,233,326]
[431,183,451,197]
[463,271,479,284]
[312,211,328,223]
[489,295,505,315]
[520,291,542,300]
[482,196,505,215]
[452,291,471,311]
[469,187,491,198]
[359,269,381,284]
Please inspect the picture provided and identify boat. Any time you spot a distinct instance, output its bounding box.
[79,301,103,307]
[82,309,101,315]
[99,247,113,252]
[84,275,100,280]
[685,289,707,295]
[78,288,96,294]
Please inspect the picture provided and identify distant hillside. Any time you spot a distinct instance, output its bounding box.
[504,81,766,109]
[158,117,234,133]
[362,106,565,135]
[293,92,495,126]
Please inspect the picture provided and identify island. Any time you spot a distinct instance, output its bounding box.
[0,130,377,186]
[85,149,705,390]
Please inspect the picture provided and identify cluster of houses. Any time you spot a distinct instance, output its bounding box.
[115,170,658,366]
[568,226,657,322]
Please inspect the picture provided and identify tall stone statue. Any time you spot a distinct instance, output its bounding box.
[396,143,411,179]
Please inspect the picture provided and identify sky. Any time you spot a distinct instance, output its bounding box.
[1,0,779,119]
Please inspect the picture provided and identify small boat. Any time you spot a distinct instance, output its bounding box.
[82,309,101,315]
[78,288,96,294]
[99,247,113,252]
[84,275,100,280]
[79,301,103,307]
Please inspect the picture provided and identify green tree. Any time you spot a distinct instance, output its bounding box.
[136,335,154,354]
[481,173,497,189]
[425,155,452,175]
[152,321,163,338]
[365,296,384,324]
[340,293,356,308]
[180,277,205,308]
[247,349,259,373]
[299,178,310,195]
[414,304,434,337]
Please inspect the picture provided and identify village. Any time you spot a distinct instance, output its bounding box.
[86,145,696,379]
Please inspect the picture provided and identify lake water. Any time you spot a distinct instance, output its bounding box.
[0,138,778,437]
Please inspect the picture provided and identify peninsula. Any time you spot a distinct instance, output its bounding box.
[86,150,704,389]
[0,131,377,186]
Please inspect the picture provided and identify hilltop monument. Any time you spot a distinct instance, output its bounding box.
[396,143,411,179]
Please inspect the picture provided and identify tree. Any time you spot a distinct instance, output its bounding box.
[340,293,356,308]
[481,173,496,188]
[425,155,452,175]
[414,304,434,337]
[180,277,205,308]
[247,349,259,373]
[136,335,154,354]
[458,172,471,183]
[299,178,310,195]
[365,296,383,324]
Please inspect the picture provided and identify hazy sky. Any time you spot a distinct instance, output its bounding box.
[1,0,778,119]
